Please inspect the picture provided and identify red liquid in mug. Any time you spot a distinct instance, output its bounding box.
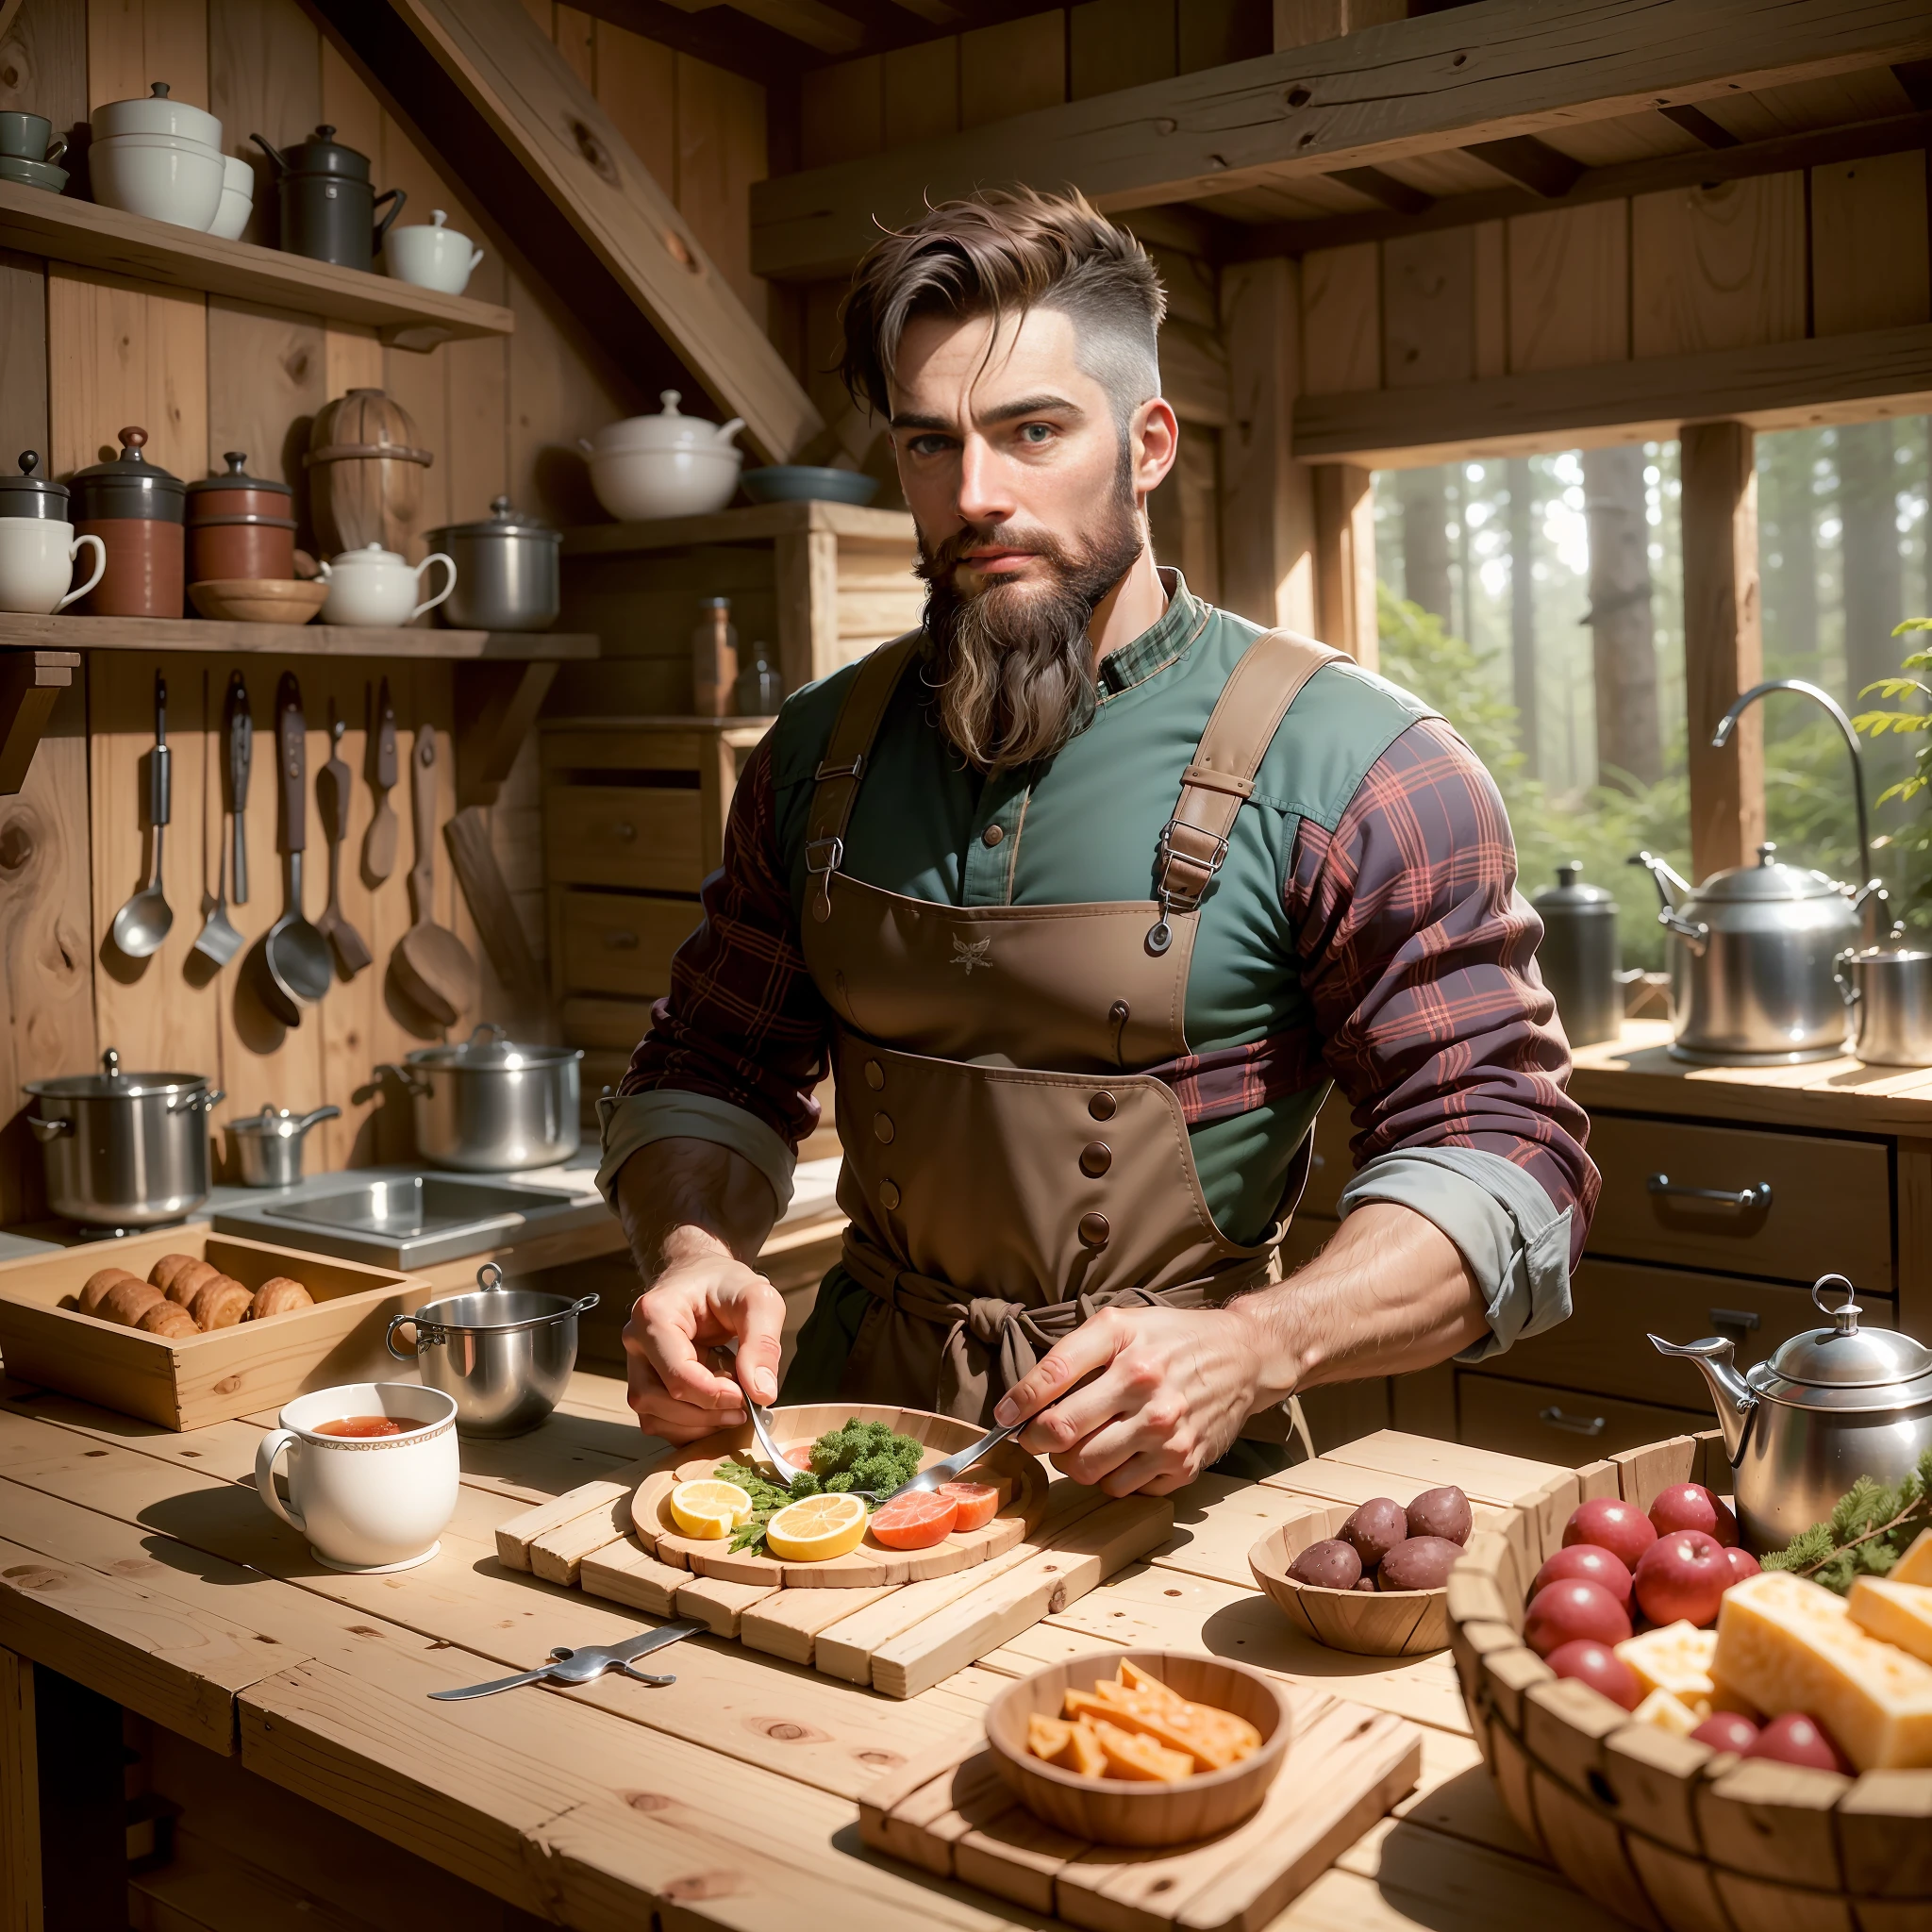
[316,1414,415,1439]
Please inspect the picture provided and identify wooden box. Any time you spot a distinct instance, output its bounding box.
[0,1227,434,1431]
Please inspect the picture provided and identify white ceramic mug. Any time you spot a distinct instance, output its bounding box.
[0,518,107,614]
[255,1381,459,1573]
[385,208,485,295]
[316,543,458,626]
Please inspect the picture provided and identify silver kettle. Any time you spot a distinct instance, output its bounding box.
[1651,1275,1932,1553]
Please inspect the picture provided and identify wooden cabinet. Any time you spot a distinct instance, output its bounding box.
[1457,1374,1707,1463]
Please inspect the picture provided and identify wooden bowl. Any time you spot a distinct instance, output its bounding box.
[1249,1515,1451,1657]
[984,1650,1293,1847]
[1448,1427,1932,1931]
[189,577,327,625]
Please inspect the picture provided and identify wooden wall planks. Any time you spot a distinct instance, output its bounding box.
[959,14,1065,132]
[1631,173,1806,359]
[1382,227,1473,389]
[1300,242,1379,395]
[0,249,48,464]
[1811,150,1932,337]
[1070,0,1176,102]
[1506,201,1628,375]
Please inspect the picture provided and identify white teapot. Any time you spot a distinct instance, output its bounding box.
[317,542,456,627]
[384,208,485,295]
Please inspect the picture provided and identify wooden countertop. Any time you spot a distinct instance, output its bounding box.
[0,1388,1607,1932]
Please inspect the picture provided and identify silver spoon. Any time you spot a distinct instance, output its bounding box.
[192,675,246,967]
[111,672,174,958]
[258,672,332,1025]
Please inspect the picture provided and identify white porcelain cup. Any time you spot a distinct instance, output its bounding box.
[0,518,107,614]
[255,1381,459,1574]
[385,208,485,295]
[316,542,458,625]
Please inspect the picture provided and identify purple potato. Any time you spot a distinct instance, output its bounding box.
[1341,1497,1408,1570]
[1378,1535,1464,1591]
[1353,1575,1378,1592]
[1287,1538,1363,1591]
[1406,1485,1474,1546]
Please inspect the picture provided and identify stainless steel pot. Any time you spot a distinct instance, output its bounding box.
[24,1048,223,1228]
[228,1103,341,1187]
[1837,944,1932,1067]
[1651,1274,1932,1552]
[1531,860,1622,1046]
[386,1260,597,1436]
[423,497,558,632]
[379,1023,582,1171]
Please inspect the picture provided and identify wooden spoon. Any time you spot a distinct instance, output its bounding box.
[316,708,372,977]
[362,675,399,883]
[391,728,478,1025]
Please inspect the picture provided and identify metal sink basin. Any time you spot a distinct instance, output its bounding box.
[216,1173,603,1269]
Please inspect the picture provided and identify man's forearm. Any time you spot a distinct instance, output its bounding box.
[612,1137,780,1285]
[1235,1202,1488,1402]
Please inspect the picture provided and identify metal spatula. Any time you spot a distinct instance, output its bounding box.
[192,674,246,967]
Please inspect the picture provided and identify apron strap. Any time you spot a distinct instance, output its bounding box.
[1149,628,1345,949]
[803,629,924,922]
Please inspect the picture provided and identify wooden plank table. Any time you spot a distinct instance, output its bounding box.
[0,1376,1637,1932]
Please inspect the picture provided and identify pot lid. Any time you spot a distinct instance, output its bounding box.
[72,426,185,503]
[279,125,372,178]
[24,1046,209,1101]
[327,542,407,568]
[406,1022,581,1069]
[591,390,745,452]
[425,495,558,544]
[187,451,291,498]
[1694,842,1845,904]
[1533,860,1616,908]
[0,451,68,513]
[1759,1275,1932,1395]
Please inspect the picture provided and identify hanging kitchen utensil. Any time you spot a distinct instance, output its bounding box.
[192,673,243,969]
[110,672,174,958]
[303,390,431,557]
[250,125,405,273]
[226,669,252,907]
[364,675,398,882]
[391,729,478,1026]
[316,704,371,978]
[258,672,332,1025]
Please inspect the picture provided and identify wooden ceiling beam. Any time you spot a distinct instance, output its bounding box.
[553,0,804,83]
[1463,133,1584,196]
[748,0,1932,279]
[1658,102,1742,149]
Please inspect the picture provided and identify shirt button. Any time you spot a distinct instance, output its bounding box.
[1089,1091,1117,1122]
[874,1113,894,1144]
[879,1179,901,1211]
[863,1059,884,1091]
[981,824,1004,847]
[1079,1141,1112,1177]
[1077,1212,1110,1250]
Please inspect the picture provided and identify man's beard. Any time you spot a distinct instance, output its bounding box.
[916,479,1144,774]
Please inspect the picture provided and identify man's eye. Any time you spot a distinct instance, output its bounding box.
[1019,423,1055,444]
[908,435,952,457]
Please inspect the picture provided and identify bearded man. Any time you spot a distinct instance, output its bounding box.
[599,188,1597,1492]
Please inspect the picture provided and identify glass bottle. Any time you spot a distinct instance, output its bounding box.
[691,595,738,718]
[735,641,784,717]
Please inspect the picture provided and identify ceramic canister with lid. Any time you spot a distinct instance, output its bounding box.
[252,125,405,273]
[0,453,104,616]
[0,450,68,521]
[1531,860,1622,1047]
[186,451,295,583]
[71,427,186,617]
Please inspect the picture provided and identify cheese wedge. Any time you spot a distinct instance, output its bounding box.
[1713,1570,1932,1771]
[1633,1689,1702,1737]
[1046,1718,1107,1778]
[1614,1622,1718,1710]
[1088,1717,1194,1782]
[1848,1577,1932,1666]
[1891,1529,1932,1588]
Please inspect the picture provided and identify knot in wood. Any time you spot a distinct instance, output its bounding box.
[569,118,619,187]
[663,1871,744,1902]
[745,1715,828,1745]
[624,1790,675,1812]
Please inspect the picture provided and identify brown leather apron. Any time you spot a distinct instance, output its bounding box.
[799,625,1343,1427]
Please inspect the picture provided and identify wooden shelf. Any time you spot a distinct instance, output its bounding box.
[0,614,596,659]
[0,179,514,351]
[559,497,915,558]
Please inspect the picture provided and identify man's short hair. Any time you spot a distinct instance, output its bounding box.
[840,187,1167,432]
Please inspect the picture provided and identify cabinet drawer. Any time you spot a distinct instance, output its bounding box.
[1465,1259,1897,1410]
[1457,1373,1706,1463]
[557,891,700,999]
[1587,1114,1890,1288]
[545,785,704,892]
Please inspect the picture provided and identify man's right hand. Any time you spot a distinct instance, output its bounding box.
[623,1247,788,1442]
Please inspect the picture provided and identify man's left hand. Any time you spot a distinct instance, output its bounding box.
[992,1304,1267,1495]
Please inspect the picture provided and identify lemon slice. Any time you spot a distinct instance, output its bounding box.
[670,1478,754,1540]
[765,1491,869,1562]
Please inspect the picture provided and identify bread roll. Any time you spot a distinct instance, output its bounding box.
[98,1278,165,1327]
[78,1267,142,1316]
[138,1300,200,1339]
[245,1276,314,1321]
[188,1274,253,1331]
[164,1257,221,1307]
[148,1252,200,1295]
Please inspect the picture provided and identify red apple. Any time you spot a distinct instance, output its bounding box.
[1545,1640,1642,1711]
[1524,1578,1633,1657]
[1691,1711,1760,1754]
[1564,1498,1658,1571]
[1634,1530,1731,1627]
[1721,1545,1760,1586]
[1746,1712,1851,1774]
[1530,1543,1635,1607]
[1648,1482,1739,1547]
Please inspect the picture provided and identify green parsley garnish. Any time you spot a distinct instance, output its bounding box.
[715,1417,926,1555]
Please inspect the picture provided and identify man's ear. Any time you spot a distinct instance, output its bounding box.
[1131,397,1180,504]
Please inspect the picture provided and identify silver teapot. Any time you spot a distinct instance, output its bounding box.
[1651,1275,1932,1552]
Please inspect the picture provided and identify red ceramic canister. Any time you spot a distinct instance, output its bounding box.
[70,426,186,617]
[186,451,296,583]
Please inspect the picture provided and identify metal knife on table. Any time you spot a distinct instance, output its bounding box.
[427,1619,705,1701]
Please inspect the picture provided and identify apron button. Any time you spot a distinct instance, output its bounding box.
[1080,1141,1112,1176]
[879,1180,901,1211]
[1077,1212,1110,1250]
[981,824,1004,846]
[874,1113,895,1144]
[1089,1091,1117,1122]
[863,1059,884,1091]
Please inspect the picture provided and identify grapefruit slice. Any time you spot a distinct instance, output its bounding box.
[869,1491,959,1550]
[939,1481,1001,1531]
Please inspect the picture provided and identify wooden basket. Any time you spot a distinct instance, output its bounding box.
[0,1226,433,1430]
[1446,1429,1932,1931]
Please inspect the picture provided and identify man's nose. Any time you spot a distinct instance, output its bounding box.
[955,436,1014,527]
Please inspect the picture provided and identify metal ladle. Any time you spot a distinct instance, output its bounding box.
[258,671,332,1025]
[110,671,174,958]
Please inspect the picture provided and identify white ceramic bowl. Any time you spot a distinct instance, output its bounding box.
[92,83,223,148]
[90,131,224,230]
[205,152,254,241]
[586,445,742,521]
[385,209,485,295]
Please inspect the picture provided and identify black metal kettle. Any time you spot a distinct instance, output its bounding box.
[250,125,405,273]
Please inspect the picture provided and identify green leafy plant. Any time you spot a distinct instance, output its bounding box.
[1854,619,1932,927]
[712,1417,926,1553]
[1759,1448,1932,1595]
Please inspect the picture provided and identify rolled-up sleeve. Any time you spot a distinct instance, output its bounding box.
[1289,716,1599,1355]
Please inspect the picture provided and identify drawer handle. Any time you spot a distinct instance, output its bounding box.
[607,821,637,841]
[1709,1307,1761,1336]
[1539,1405,1607,1437]
[603,930,640,950]
[1646,1174,1773,1211]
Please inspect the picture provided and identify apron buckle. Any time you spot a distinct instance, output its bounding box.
[806,836,844,924]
